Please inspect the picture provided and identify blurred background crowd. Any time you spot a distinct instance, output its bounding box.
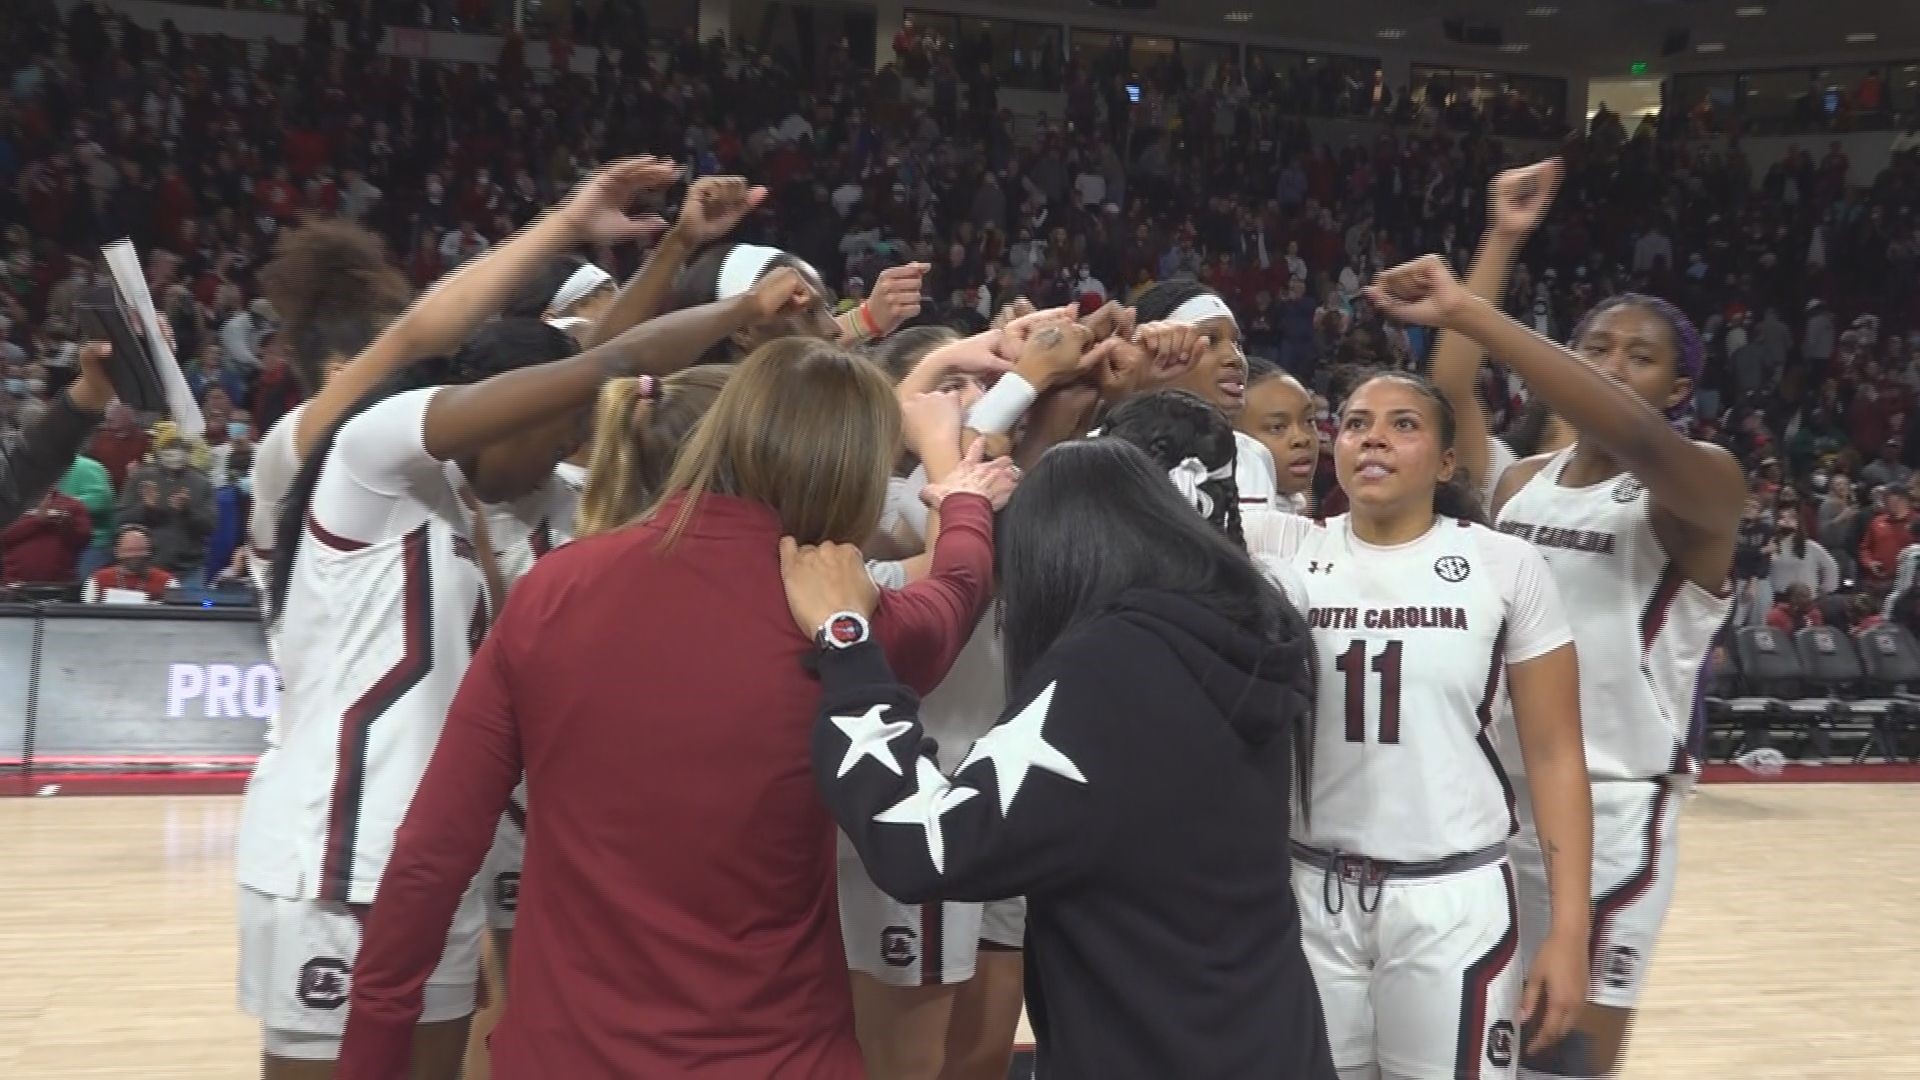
[4,0,1920,642]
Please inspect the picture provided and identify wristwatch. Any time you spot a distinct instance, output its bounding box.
[815,611,872,650]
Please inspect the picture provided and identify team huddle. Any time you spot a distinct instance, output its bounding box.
[228,155,1739,1080]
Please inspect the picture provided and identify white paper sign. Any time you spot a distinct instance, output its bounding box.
[99,240,206,440]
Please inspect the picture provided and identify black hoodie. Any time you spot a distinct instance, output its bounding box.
[812,589,1335,1079]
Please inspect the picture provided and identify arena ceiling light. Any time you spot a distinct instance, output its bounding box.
[1377,28,1407,40]
[1223,10,1253,22]
[1500,42,1532,53]
[1735,5,1767,15]
[1525,5,1559,15]
[1696,41,1727,54]
[1846,32,1879,44]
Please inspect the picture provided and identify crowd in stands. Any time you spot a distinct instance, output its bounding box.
[5,0,1920,640]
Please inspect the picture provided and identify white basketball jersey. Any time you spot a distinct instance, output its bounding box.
[236,390,486,906]
[1234,430,1279,512]
[1495,447,1731,781]
[1277,515,1571,862]
[484,462,586,587]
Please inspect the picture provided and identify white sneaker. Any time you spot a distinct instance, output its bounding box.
[1734,748,1787,777]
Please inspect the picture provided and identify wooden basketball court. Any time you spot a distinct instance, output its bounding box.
[1,783,1915,1077]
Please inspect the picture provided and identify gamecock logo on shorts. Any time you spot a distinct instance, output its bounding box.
[1434,555,1471,583]
[1603,945,1640,989]
[881,925,917,968]
[1486,1019,1515,1068]
[297,957,350,1010]
[495,872,520,912]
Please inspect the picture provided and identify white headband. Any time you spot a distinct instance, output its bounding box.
[1168,293,1237,329]
[716,244,782,301]
[1168,456,1234,519]
[550,262,613,315]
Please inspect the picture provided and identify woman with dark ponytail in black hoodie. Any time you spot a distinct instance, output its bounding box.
[782,436,1335,1079]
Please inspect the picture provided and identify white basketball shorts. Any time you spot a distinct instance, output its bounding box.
[1293,855,1522,1080]
[237,884,486,1059]
[1511,777,1680,1010]
[838,842,1025,988]
[479,787,528,931]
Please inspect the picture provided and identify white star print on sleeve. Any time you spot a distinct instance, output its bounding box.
[957,681,1087,816]
[829,704,914,778]
[873,756,981,874]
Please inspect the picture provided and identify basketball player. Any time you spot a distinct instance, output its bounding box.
[837,327,1048,1080]
[1129,281,1281,510]
[1240,358,1321,515]
[1368,258,1741,1080]
[669,242,845,363]
[1241,373,1592,1080]
[235,254,814,1080]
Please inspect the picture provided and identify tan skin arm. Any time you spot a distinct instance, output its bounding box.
[1431,159,1563,503]
[1506,642,1593,1055]
[296,158,680,462]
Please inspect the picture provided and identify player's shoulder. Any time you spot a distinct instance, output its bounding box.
[1458,517,1546,567]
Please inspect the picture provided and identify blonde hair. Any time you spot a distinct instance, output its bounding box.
[575,366,732,537]
[644,338,898,548]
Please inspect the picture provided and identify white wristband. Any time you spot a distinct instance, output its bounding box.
[964,372,1037,436]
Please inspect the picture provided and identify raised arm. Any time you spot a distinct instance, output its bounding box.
[418,268,812,466]
[1369,256,1746,538]
[296,157,680,460]
[1430,159,1561,504]
[580,175,766,349]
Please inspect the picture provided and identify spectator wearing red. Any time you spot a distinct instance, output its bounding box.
[82,525,176,602]
[1,490,92,586]
[86,401,151,491]
[1859,487,1913,591]
[1765,583,1825,633]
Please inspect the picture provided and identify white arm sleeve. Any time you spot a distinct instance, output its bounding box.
[1481,435,1517,515]
[880,469,931,545]
[1242,507,1319,562]
[247,407,302,555]
[964,372,1037,436]
[1487,531,1575,665]
[866,559,909,591]
[309,388,457,546]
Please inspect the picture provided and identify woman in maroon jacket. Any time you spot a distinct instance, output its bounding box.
[339,337,1018,1079]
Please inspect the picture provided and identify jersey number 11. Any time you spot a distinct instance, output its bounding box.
[1334,639,1403,744]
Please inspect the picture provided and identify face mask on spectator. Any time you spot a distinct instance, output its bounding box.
[121,555,151,576]
[4,378,23,396]
[228,420,250,440]
[157,447,188,470]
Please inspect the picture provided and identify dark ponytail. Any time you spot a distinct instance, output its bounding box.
[1103,389,1245,546]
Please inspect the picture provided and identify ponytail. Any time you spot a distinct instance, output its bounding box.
[575,366,732,537]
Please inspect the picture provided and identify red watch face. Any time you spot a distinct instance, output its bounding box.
[827,614,866,645]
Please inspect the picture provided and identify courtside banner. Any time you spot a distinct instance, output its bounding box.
[30,607,272,767]
[0,608,34,766]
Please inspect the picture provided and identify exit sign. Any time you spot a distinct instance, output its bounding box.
[1630,61,1649,75]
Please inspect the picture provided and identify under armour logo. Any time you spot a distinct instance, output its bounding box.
[297,957,350,1010]
[1308,561,1334,574]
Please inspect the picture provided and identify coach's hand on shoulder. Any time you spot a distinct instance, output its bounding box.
[559,156,678,246]
[779,536,879,636]
[1365,255,1479,333]
[674,175,768,247]
[1519,928,1587,1056]
[1489,157,1563,241]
